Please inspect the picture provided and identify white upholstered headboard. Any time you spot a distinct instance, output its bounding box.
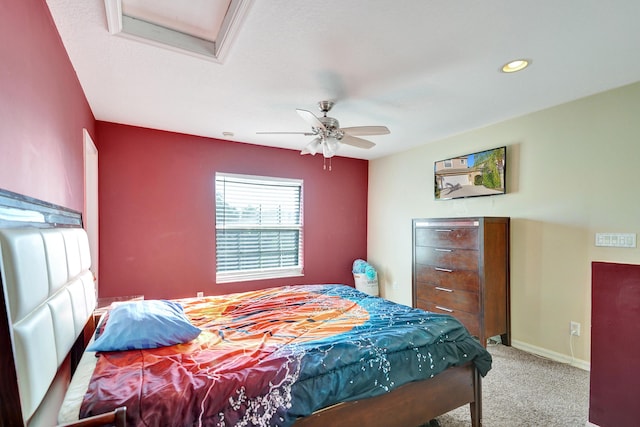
[0,226,96,425]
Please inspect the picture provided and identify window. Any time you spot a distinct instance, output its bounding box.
[444,159,452,168]
[215,173,303,283]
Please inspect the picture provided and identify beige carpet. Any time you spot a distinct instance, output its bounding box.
[434,343,590,427]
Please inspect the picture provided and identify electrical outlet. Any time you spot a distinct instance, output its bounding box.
[570,321,580,337]
[197,291,204,298]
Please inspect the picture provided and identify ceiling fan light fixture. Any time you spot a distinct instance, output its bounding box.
[501,59,531,73]
[304,138,322,155]
[322,138,339,158]
[264,100,389,160]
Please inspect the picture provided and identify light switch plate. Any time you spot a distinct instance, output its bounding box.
[595,233,636,248]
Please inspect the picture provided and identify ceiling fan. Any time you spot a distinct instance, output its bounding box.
[257,101,390,158]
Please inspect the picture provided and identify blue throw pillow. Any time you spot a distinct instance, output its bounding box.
[88,299,201,351]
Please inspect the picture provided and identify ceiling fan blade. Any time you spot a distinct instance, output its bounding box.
[340,134,376,149]
[341,126,390,136]
[256,131,316,135]
[296,109,326,130]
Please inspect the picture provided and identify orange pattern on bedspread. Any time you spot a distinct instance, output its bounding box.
[184,287,369,350]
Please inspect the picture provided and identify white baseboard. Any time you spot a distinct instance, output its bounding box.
[585,422,599,427]
[511,339,590,371]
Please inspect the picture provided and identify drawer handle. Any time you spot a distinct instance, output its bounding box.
[435,267,453,273]
[435,229,452,232]
[435,286,453,293]
[435,305,453,313]
[435,248,452,252]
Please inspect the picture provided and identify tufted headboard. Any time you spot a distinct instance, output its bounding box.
[0,189,96,426]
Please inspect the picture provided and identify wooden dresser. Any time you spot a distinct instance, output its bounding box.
[412,217,510,346]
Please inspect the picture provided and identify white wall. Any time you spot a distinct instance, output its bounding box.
[368,81,640,367]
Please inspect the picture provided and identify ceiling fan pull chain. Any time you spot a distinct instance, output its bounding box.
[322,157,332,171]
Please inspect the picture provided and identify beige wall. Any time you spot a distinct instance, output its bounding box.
[368,81,640,367]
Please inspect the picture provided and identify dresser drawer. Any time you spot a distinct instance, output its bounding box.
[415,265,479,292]
[415,246,479,270]
[416,285,479,314]
[417,301,480,338]
[415,226,478,249]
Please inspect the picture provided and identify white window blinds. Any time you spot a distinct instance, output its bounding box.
[215,173,303,283]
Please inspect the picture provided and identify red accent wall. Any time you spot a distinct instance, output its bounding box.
[95,122,368,299]
[590,262,640,427]
[0,1,94,212]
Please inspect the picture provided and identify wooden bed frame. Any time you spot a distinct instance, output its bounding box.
[294,363,481,427]
[0,188,482,427]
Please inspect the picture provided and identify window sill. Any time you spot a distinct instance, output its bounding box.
[216,268,303,284]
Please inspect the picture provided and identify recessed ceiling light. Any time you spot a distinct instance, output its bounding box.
[501,59,531,73]
[222,132,234,137]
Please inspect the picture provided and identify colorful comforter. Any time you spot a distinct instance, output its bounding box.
[81,284,491,426]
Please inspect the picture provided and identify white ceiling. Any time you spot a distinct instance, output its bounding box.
[46,0,640,160]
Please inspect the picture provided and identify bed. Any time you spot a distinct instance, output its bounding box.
[0,189,491,427]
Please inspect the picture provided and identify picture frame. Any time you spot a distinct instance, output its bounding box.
[434,146,506,200]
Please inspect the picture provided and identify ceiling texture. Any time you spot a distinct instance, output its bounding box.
[46,0,640,160]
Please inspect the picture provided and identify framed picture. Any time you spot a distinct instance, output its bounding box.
[434,146,506,200]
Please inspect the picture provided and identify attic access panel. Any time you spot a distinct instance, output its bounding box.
[104,0,252,62]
